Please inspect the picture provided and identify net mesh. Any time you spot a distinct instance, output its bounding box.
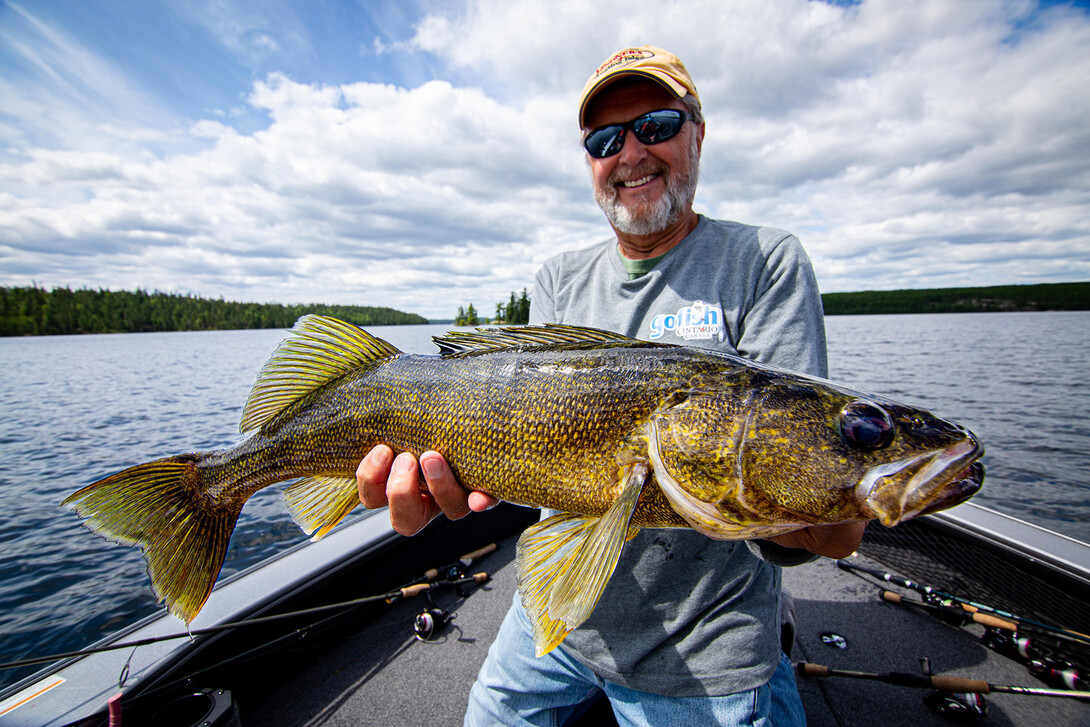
[859,517,1090,668]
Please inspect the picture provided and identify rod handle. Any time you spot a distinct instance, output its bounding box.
[399,582,432,598]
[461,543,498,562]
[108,693,123,727]
[881,590,904,604]
[798,662,831,677]
[973,612,1019,631]
[931,675,992,693]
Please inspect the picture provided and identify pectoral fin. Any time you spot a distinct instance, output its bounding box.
[515,463,647,657]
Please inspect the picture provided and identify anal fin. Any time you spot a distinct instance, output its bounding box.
[283,475,361,540]
[516,463,648,657]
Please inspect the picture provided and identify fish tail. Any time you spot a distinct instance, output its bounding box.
[62,453,241,624]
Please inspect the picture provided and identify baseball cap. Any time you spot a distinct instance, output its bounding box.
[578,45,699,128]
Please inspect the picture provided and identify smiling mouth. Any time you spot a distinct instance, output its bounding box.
[620,174,659,188]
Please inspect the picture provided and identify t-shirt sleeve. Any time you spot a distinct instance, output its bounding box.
[736,232,829,378]
[529,260,558,325]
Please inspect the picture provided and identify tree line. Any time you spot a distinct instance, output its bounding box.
[458,283,1089,324]
[821,282,1090,315]
[0,286,428,337]
[455,289,530,326]
[5,281,1084,337]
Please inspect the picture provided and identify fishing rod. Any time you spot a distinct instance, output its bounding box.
[0,543,498,672]
[837,558,1090,645]
[0,573,489,671]
[796,662,1090,701]
[879,589,1089,690]
[879,589,1018,630]
[420,542,498,583]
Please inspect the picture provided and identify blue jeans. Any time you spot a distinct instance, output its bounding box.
[466,596,806,727]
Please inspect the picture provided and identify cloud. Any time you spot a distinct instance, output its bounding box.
[408,0,1090,292]
[0,68,598,318]
[0,0,1088,320]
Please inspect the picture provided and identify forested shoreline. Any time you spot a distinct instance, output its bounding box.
[0,286,427,336]
[2,282,1086,337]
[820,282,1090,315]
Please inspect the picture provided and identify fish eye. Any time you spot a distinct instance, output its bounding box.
[840,401,895,450]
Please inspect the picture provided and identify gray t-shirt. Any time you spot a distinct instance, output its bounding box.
[529,215,828,696]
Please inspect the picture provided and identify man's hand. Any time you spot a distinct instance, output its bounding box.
[357,445,498,536]
[767,521,867,560]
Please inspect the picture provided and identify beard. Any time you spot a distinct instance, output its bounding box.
[593,134,701,237]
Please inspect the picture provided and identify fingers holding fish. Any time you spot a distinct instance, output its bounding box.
[467,491,501,513]
[420,451,473,522]
[385,452,441,536]
[357,444,394,510]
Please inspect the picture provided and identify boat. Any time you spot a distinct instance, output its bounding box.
[1,500,1088,726]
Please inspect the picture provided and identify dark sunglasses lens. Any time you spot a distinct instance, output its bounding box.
[584,110,686,158]
[585,127,625,158]
[632,111,683,144]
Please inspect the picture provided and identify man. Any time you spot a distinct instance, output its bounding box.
[359,46,865,726]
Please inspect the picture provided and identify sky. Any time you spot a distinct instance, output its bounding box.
[1,0,1089,321]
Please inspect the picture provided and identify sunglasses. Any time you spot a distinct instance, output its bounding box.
[583,109,693,159]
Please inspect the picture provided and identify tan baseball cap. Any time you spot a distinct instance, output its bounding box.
[578,45,699,128]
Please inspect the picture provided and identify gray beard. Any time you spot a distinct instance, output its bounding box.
[593,136,701,237]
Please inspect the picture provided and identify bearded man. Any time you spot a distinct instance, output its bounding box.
[360,46,864,726]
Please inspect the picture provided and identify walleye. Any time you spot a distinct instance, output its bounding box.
[64,316,984,656]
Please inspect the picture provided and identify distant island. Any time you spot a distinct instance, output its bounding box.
[0,286,427,337]
[821,282,1089,315]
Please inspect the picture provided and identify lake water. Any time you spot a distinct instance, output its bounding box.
[0,312,1087,691]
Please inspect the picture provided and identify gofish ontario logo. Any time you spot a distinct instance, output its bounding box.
[649,300,724,341]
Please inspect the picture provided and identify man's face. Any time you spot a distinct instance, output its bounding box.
[583,78,704,237]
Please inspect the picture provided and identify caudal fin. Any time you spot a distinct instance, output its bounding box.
[62,454,242,624]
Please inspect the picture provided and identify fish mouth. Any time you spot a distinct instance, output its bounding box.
[861,437,985,527]
[917,460,985,517]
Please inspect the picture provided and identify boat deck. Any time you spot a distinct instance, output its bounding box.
[234,527,1090,727]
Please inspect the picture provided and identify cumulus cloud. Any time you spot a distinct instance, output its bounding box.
[409,0,1090,291]
[0,0,1088,319]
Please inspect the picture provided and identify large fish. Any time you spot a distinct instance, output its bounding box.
[64,316,984,656]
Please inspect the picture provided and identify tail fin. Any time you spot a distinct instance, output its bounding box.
[62,454,241,624]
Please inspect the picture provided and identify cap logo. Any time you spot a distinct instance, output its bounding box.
[594,48,655,79]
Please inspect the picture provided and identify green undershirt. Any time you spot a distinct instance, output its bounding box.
[617,246,668,279]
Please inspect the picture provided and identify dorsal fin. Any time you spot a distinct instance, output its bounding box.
[240,315,401,433]
[433,323,634,356]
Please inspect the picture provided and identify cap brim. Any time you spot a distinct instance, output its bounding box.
[579,70,688,128]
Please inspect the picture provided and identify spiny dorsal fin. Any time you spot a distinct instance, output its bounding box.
[240,315,401,433]
[433,323,635,356]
